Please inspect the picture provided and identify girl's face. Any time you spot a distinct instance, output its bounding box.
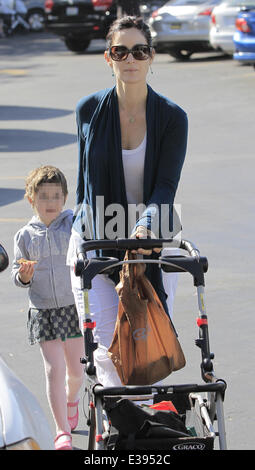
[30,183,66,227]
[105,27,154,84]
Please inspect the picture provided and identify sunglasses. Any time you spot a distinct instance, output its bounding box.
[109,44,152,61]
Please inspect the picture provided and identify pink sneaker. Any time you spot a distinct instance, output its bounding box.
[67,400,79,431]
[54,432,72,450]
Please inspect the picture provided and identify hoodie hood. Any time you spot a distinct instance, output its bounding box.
[28,209,73,231]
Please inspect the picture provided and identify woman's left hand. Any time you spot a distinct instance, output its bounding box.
[131,226,161,256]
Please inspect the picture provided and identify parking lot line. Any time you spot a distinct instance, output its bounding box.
[0,218,28,223]
[0,176,25,180]
[0,69,27,76]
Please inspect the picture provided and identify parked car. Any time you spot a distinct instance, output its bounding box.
[44,0,115,52]
[44,0,167,53]
[148,0,221,60]
[233,6,255,66]
[0,244,54,450]
[209,0,255,55]
[140,0,168,19]
[0,357,54,450]
[23,0,46,31]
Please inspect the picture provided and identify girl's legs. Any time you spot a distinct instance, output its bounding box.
[63,336,84,419]
[40,338,70,434]
[40,336,84,433]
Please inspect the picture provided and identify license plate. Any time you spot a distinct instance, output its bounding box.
[66,6,78,15]
[170,23,182,30]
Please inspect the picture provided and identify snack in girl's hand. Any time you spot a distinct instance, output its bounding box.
[17,258,37,265]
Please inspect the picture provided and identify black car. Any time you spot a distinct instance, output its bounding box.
[44,0,116,52]
[44,0,167,53]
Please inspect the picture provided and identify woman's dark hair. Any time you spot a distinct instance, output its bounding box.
[106,16,152,48]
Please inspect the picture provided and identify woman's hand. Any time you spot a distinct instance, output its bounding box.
[18,261,35,284]
[131,226,161,256]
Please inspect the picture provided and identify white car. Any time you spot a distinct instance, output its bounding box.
[209,0,255,54]
[0,357,54,450]
[0,244,54,450]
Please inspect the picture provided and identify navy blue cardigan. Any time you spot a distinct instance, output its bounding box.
[73,85,188,315]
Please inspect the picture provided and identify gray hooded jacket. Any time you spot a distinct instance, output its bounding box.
[12,209,75,309]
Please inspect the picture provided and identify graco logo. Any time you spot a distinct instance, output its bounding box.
[132,327,150,340]
[173,443,206,450]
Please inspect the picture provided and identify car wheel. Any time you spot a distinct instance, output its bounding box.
[64,35,91,53]
[168,48,193,61]
[26,9,45,32]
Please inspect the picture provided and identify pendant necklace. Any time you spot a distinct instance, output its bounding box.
[128,110,139,123]
[121,106,140,124]
[129,115,136,124]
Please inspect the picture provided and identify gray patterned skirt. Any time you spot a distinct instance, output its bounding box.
[27,304,82,345]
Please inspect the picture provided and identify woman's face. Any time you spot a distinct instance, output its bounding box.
[105,27,154,84]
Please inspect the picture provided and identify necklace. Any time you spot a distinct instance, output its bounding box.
[120,105,143,124]
[127,110,140,124]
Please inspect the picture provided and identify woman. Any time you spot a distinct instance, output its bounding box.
[68,16,188,387]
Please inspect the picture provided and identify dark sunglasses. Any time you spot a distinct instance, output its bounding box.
[109,44,152,61]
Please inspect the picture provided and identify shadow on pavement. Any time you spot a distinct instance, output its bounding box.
[0,32,106,57]
[166,51,232,64]
[0,32,67,57]
[0,188,25,207]
[0,129,76,152]
[187,53,232,63]
[0,105,73,121]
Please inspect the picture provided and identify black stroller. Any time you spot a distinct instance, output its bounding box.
[74,238,227,451]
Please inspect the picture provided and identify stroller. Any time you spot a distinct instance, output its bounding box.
[0,0,29,36]
[74,237,227,451]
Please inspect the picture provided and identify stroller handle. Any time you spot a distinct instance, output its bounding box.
[76,238,200,258]
[75,238,206,287]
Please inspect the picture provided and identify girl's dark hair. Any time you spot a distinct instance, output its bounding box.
[106,16,152,48]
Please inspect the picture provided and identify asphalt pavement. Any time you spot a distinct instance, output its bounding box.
[0,31,254,452]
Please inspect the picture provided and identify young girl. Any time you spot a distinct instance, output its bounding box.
[12,165,84,450]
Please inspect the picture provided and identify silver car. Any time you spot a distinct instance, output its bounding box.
[149,0,221,60]
[209,0,255,55]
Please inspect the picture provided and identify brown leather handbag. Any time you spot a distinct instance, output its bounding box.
[108,252,186,385]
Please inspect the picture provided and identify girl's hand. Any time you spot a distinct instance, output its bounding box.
[131,226,161,256]
[18,261,35,284]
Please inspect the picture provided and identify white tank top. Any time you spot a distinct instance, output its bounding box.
[122,133,147,205]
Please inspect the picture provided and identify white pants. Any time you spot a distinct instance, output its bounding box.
[68,230,179,387]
